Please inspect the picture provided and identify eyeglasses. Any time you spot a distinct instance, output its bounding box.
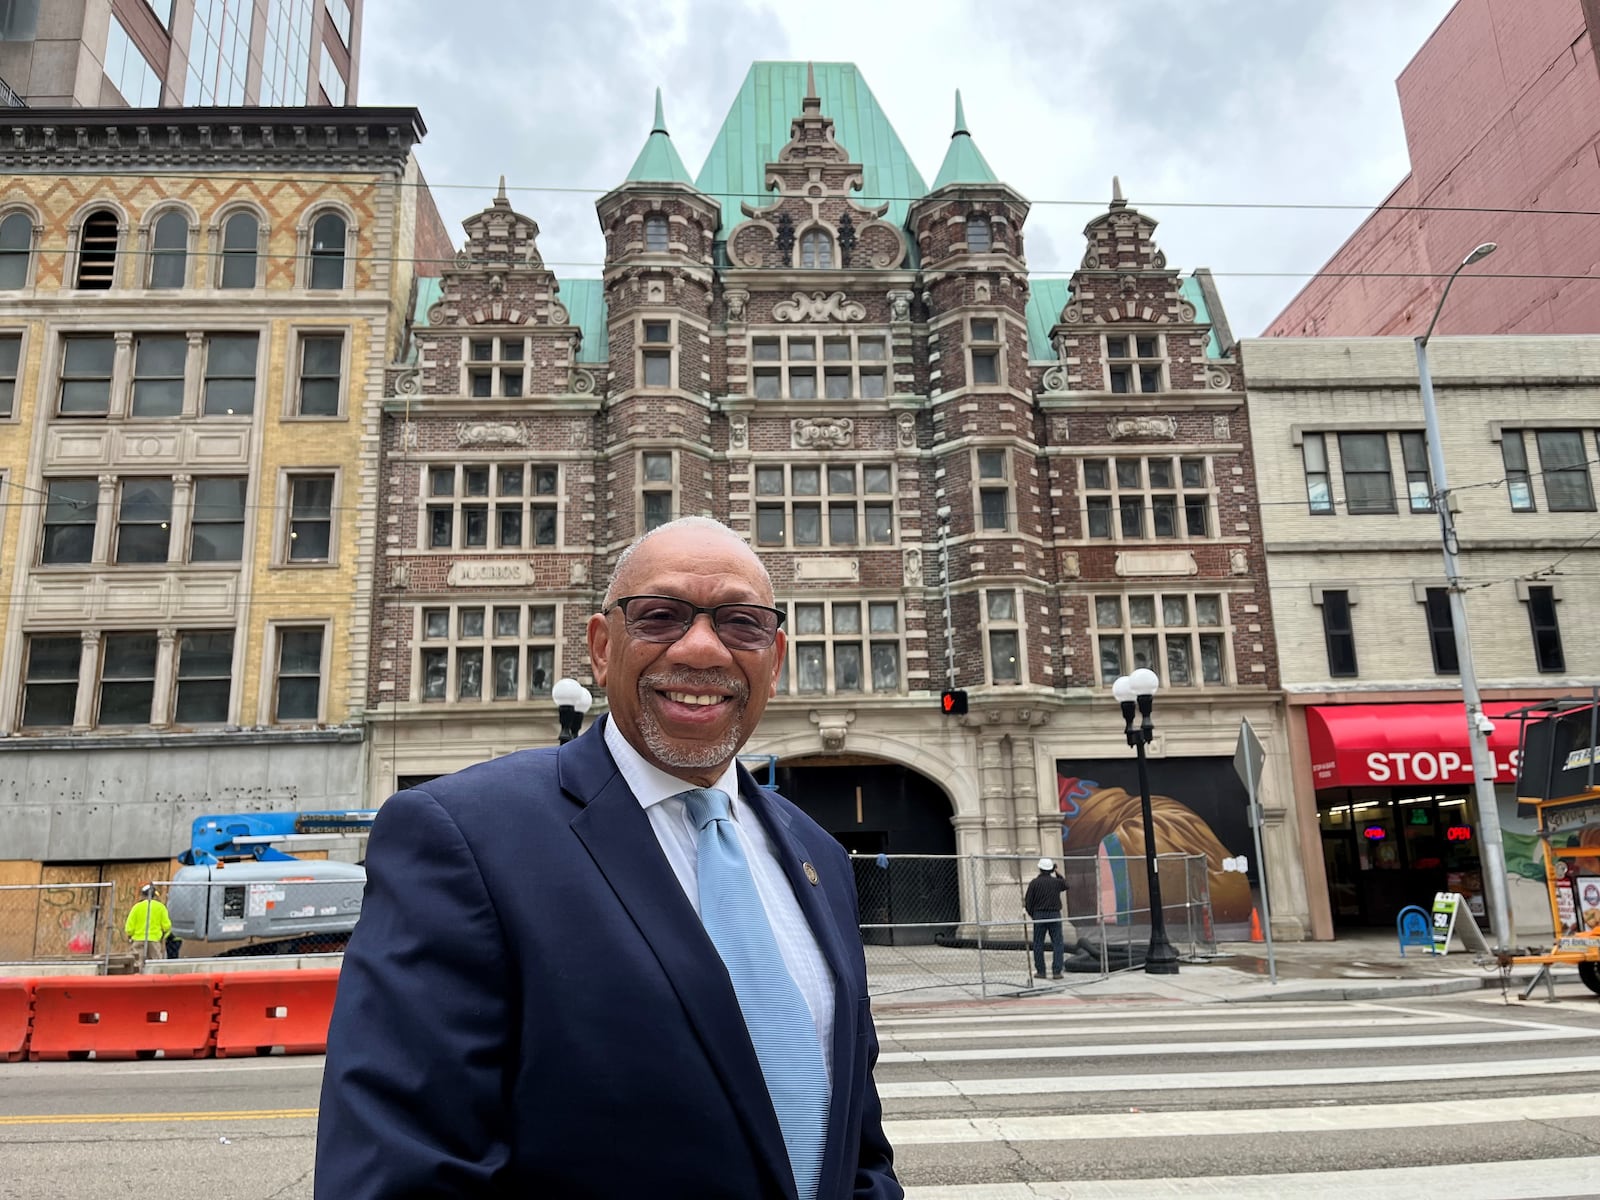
[604,594,786,650]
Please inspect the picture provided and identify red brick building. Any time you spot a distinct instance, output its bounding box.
[368,64,1306,938]
[1266,0,1600,338]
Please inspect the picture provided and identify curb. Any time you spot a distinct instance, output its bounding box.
[1226,976,1492,1003]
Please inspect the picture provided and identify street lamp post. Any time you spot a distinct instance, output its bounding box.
[552,677,593,745]
[1112,668,1180,975]
[1415,240,1515,953]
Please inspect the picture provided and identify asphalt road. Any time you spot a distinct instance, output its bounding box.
[3,985,1600,1199]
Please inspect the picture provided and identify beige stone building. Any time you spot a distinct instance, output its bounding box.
[1243,335,1600,939]
[0,103,443,890]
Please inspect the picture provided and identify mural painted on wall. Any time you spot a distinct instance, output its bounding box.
[1057,758,1254,924]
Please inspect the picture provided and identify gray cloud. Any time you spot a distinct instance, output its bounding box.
[362,0,1456,334]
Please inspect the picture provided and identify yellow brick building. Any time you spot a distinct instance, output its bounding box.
[0,106,440,881]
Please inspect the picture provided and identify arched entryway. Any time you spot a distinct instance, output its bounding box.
[775,754,956,943]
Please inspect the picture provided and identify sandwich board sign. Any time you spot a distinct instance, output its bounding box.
[1431,891,1492,956]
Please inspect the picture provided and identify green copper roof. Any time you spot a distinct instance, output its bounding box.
[1026,275,1221,360]
[560,278,609,361]
[931,90,999,190]
[625,88,696,186]
[695,62,928,230]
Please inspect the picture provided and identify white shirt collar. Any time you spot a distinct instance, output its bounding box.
[603,716,742,817]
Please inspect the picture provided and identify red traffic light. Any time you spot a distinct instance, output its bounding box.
[940,689,968,715]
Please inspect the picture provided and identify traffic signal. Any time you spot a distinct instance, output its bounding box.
[940,689,968,716]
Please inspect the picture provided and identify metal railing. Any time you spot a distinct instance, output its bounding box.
[0,73,23,109]
[0,883,118,972]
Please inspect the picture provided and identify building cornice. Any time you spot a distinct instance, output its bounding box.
[0,105,425,175]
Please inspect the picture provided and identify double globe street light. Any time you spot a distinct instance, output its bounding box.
[1112,668,1180,975]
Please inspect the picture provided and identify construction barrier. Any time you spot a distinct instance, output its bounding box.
[214,969,339,1058]
[0,978,33,1062]
[29,975,217,1061]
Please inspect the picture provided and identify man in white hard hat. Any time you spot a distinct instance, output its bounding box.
[1023,858,1069,980]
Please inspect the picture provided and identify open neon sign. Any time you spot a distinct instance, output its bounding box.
[1363,826,1387,841]
[1446,825,1473,843]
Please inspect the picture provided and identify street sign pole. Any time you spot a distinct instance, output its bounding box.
[1235,718,1276,985]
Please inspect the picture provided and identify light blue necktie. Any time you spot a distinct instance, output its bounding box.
[680,787,828,1200]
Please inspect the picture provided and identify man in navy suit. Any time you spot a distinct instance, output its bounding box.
[316,517,902,1199]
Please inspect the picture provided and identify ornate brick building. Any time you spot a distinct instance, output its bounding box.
[372,64,1306,938]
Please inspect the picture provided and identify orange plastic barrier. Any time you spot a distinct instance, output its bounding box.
[214,969,339,1058]
[28,976,217,1061]
[0,978,33,1062]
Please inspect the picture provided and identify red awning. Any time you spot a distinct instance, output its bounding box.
[1306,702,1530,788]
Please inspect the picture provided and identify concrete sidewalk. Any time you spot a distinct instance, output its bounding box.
[867,929,1590,1010]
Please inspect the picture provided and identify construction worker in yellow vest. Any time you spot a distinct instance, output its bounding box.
[125,884,171,967]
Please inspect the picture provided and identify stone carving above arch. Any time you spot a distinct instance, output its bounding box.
[809,708,856,754]
[792,416,854,449]
[1108,415,1177,440]
[774,290,866,323]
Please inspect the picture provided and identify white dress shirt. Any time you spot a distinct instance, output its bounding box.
[604,719,836,1082]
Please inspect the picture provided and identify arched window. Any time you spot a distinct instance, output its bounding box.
[77,209,121,289]
[967,214,992,254]
[309,212,347,289]
[219,211,259,289]
[644,214,669,252]
[0,212,31,289]
[149,210,189,288]
[800,229,833,269]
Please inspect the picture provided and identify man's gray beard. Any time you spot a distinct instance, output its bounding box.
[636,671,747,769]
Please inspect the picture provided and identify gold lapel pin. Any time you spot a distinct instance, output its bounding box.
[803,862,819,885]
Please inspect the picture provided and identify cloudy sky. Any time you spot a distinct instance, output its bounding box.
[360,0,1456,338]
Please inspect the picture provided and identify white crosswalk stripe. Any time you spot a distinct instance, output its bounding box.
[874,996,1600,1197]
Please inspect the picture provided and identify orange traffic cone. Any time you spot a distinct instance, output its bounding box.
[1249,907,1265,943]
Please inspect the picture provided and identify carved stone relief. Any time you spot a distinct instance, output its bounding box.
[1050,416,1071,443]
[774,291,867,323]
[1212,414,1231,440]
[457,421,527,447]
[725,289,749,322]
[569,367,596,394]
[1061,552,1080,578]
[1107,415,1177,440]
[792,417,854,450]
[903,547,922,589]
[887,289,913,321]
[810,709,856,753]
[1041,365,1068,394]
[895,413,916,449]
[1206,365,1232,390]
[729,414,749,452]
[1231,549,1250,575]
[392,369,421,397]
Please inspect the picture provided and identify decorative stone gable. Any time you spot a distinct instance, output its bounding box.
[423,181,573,332]
[1046,179,1223,394]
[726,67,908,270]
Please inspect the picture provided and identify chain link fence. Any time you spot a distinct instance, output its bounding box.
[4,851,1214,994]
[0,883,119,972]
[854,852,1216,998]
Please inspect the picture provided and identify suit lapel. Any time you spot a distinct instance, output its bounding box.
[737,768,860,1197]
[561,723,798,1200]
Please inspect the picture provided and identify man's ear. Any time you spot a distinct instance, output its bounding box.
[768,628,786,698]
[587,612,611,687]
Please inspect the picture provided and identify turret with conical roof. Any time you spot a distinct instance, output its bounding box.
[931,90,999,191]
[624,88,696,186]
[597,88,720,271]
[909,90,1028,272]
